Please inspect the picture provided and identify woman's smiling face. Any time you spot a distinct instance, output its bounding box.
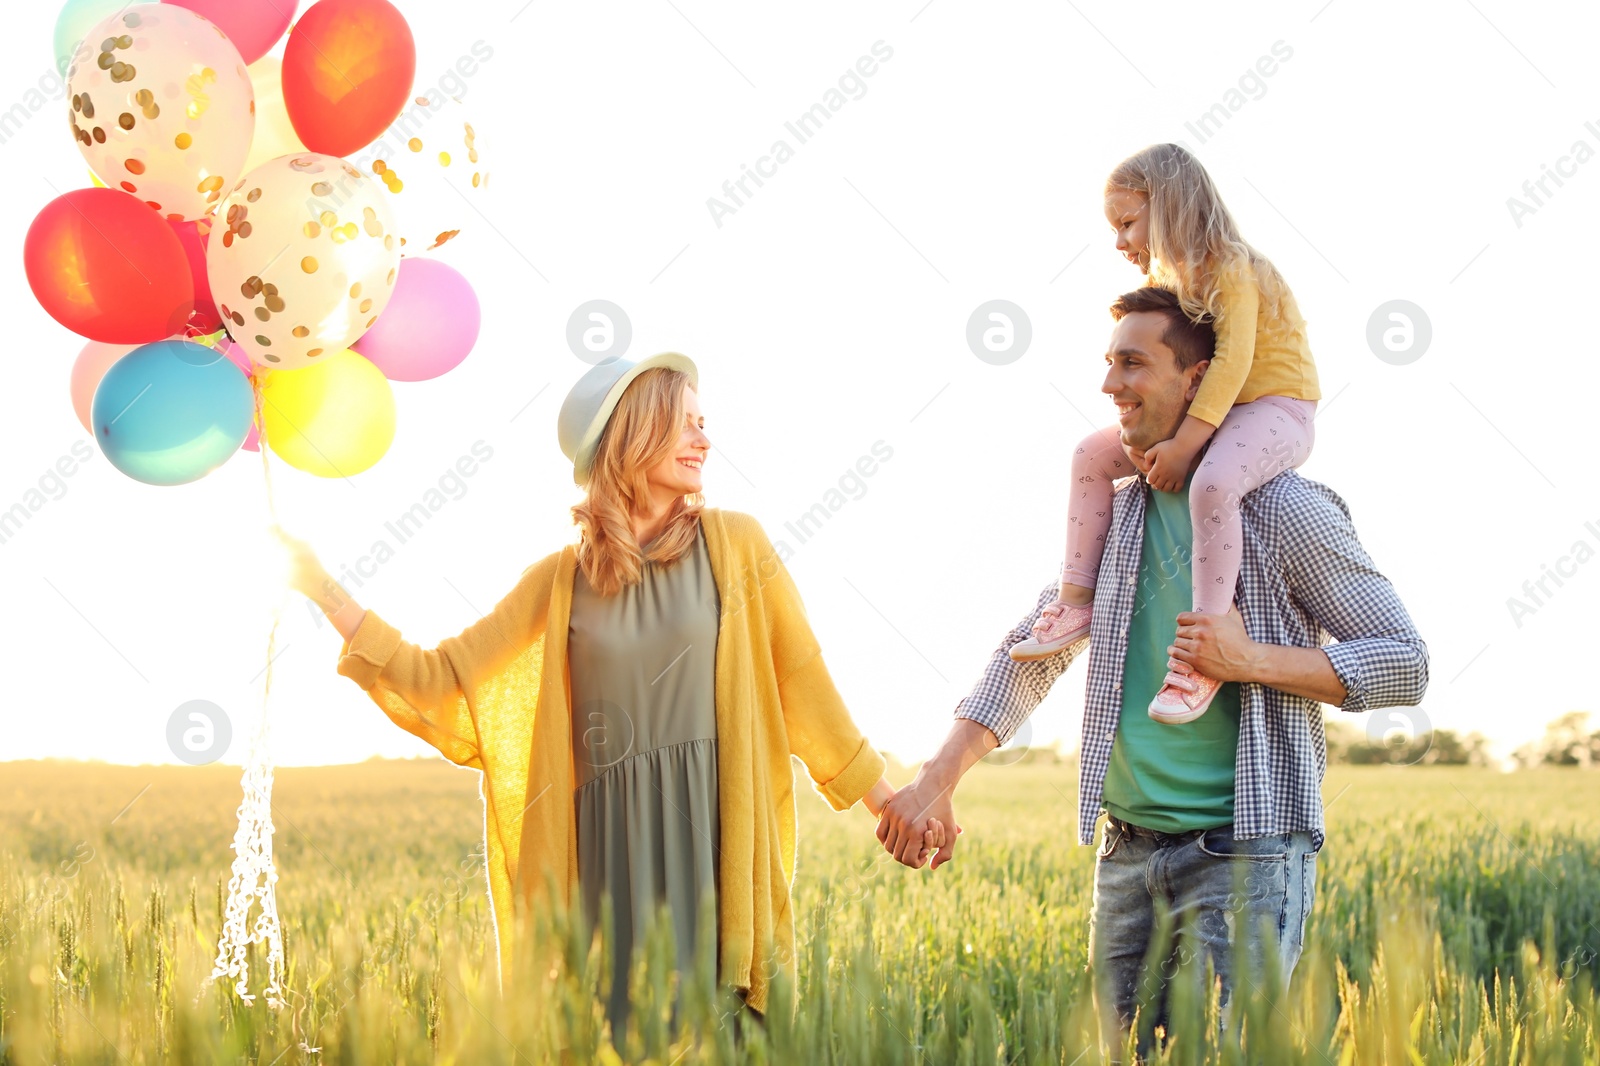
[644,382,710,499]
[1105,188,1151,272]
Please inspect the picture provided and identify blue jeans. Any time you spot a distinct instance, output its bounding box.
[1087,812,1318,1059]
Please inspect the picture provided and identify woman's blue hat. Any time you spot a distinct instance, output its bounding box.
[557,352,699,487]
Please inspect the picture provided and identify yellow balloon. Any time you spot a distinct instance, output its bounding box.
[259,350,395,477]
[89,170,106,187]
[241,55,307,176]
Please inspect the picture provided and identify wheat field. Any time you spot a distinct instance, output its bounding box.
[2,758,1597,1064]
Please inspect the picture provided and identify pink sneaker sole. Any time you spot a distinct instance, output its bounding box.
[1008,601,1092,661]
[1147,656,1221,724]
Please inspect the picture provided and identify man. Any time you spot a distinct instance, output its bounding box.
[876,285,1429,1054]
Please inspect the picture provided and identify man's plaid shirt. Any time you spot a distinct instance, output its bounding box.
[955,469,1429,852]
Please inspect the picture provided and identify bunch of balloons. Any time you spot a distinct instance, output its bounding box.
[28,0,484,486]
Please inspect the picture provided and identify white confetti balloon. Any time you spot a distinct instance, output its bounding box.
[67,5,254,221]
[206,153,402,370]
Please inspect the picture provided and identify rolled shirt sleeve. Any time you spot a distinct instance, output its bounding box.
[1276,485,1430,713]
[954,581,1088,746]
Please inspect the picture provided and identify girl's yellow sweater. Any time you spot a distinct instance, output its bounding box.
[1146,260,1321,428]
[334,507,886,1014]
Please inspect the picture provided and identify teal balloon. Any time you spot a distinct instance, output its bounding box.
[92,339,254,486]
[53,0,157,78]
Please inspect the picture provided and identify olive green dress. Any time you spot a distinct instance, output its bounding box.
[568,521,721,1033]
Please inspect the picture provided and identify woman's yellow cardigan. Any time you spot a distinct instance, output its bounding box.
[333,507,887,1013]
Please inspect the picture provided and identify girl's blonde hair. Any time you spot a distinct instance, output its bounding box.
[1105,142,1291,328]
[570,367,705,597]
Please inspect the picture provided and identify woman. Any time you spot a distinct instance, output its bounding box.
[274,352,940,1036]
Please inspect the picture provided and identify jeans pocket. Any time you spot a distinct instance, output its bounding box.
[1097,820,1124,860]
[1195,826,1290,861]
[1294,851,1317,952]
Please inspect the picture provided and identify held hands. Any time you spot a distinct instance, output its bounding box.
[874,774,962,871]
[865,777,952,869]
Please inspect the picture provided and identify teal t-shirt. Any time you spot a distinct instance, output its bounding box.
[1101,467,1242,832]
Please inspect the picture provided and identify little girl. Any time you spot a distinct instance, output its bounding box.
[1008,143,1320,725]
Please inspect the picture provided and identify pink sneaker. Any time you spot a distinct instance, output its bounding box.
[1009,600,1092,661]
[1147,656,1222,724]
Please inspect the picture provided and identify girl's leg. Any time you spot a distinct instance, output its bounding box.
[1060,423,1137,604]
[1189,397,1316,615]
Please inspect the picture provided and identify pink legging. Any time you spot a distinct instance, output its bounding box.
[1060,395,1317,615]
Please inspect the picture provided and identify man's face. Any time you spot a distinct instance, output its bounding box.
[1101,311,1207,451]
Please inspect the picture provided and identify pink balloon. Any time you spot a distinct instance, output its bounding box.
[162,0,300,65]
[218,335,253,376]
[70,340,139,435]
[217,336,263,451]
[351,257,481,382]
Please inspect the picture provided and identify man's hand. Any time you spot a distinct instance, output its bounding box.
[1141,438,1195,494]
[1168,607,1261,682]
[877,721,993,869]
[876,771,962,870]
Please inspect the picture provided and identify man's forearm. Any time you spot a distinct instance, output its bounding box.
[921,718,1000,792]
[1249,643,1348,705]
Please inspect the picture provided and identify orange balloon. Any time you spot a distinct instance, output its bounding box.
[281,0,416,158]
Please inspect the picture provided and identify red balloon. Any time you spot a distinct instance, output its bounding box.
[170,217,223,335]
[282,0,416,157]
[24,188,194,344]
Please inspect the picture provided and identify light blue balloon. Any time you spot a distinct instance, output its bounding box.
[92,339,255,487]
[54,0,157,79]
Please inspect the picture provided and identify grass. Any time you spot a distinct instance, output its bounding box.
[1,759,1597,1063]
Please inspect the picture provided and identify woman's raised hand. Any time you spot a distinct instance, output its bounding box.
[270,524,334,604]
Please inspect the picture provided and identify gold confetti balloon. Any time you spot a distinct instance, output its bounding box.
[66,6,254,222]
[205,153,402,370]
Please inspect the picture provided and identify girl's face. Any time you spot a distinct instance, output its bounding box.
[643,382,710,499]
[1104,188,1151,272]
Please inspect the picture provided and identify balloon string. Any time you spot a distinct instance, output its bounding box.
[201,370,290,1008]
[252,368,285,1007]
[252,372,283,695]
[252,373,281,528]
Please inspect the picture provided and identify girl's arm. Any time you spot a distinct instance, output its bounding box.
[1185,263,1260,431]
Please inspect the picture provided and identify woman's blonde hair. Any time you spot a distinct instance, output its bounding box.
[1105,142,1291,328]
[570,367,705,597]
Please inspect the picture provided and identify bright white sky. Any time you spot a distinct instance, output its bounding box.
[2,1,1594,768]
